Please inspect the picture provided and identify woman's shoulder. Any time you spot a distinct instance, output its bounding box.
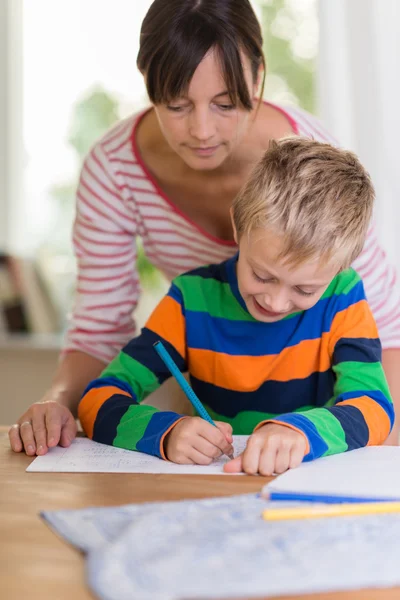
[90,108,151,160]
[265,101,339,146]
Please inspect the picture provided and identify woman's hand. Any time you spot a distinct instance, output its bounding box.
[8,399,77,456]
[224,423,307,476]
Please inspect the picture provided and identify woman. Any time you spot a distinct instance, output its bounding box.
[9,0,400,455]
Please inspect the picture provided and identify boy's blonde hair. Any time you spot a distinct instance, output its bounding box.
[232,137,375,269]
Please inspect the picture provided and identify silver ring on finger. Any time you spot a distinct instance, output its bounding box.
[20,421,32,428]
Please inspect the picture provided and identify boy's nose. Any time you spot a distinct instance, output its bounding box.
[265,292,291,314]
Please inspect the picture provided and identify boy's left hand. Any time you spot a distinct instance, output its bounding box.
[223,423,307,476]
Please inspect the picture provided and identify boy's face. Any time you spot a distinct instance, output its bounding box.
[236,228,339,323]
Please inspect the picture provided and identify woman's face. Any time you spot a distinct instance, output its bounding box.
[153,49,257,171]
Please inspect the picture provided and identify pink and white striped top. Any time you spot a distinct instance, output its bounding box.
[66,103,400,363]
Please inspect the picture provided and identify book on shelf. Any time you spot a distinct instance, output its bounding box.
[0,253,60,335]
[0,254,29,333]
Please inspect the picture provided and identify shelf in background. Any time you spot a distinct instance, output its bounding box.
[0,332,63,351]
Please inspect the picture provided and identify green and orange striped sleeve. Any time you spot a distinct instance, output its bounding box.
[78,282,188,458]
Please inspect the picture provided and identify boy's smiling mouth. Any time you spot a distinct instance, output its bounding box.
[253,297,289,318]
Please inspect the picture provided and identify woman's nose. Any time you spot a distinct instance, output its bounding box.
[189,108,216,142]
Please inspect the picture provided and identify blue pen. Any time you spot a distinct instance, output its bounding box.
[153,341,234,460]
[262,489,400,504]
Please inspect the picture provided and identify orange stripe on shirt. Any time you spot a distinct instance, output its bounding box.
[336,395,391,445]
[188,334,332,391]
[329,299,379,353]
[78,386,132,439]
[159,416,188,460]
[145,295,186,359]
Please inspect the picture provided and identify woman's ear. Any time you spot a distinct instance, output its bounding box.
[230,207,238,244]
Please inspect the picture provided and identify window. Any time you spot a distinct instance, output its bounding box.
[3,0,318,333]
[259,0,318,113]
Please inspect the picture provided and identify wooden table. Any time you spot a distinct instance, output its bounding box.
[1,426,399,600]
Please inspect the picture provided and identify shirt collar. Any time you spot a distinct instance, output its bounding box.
[224,252,252,315]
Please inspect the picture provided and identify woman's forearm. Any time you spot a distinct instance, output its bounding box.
[382,348,400,445]
[48,351,107,416]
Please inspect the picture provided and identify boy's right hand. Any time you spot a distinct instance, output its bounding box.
[8,401,77,456]
[164,417,233,464]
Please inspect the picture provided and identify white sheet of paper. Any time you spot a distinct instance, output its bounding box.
[26,436,249,474]
[265,446,400,499]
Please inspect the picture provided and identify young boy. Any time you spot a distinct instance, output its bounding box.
[78,138,394,476]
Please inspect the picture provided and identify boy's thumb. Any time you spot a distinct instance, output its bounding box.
[223,455,242,473]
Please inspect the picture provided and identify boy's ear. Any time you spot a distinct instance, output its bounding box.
[230,207,238,244]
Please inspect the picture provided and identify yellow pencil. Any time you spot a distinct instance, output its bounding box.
[262,502,400,521]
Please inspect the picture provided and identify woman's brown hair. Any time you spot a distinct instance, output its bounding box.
[137,0,266,110]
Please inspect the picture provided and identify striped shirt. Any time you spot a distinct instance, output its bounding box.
[67,103,400,364]
[78,257,394,460]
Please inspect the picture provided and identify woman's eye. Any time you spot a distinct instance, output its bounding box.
[166,105,185,112]
[217,104,235,111]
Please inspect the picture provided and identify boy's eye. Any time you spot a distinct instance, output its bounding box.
[295,288,316,297]
[252,271,271,284]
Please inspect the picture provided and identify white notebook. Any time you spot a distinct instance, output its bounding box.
[265,446,400,499]
[27,435,249,474]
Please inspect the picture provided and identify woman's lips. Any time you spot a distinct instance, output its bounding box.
[189,144,220,157]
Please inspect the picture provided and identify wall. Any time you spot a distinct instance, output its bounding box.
[318,0,400,266]
[0,345,59,424]
[0,344,192,425]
